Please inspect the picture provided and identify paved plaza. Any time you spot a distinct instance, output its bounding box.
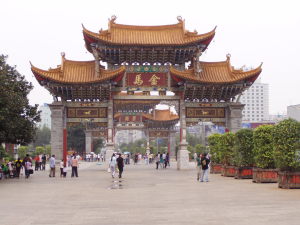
[0,162,300,225]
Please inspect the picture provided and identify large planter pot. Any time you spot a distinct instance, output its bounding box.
[278,171,300,189]
[252,168,278,183]
[210,163,222,174]
[235,166,253,179]
[221,165,236,177]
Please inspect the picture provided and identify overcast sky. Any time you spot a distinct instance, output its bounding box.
[1,0,299,114]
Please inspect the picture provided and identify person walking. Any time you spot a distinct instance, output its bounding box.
[200,153,210,182]
[155,153,160,170]
[41,154,46,170]
[60,159,64,178]
[109,153,117,178]
[15,158,22,178]
[196,153,202,181]
[116,153,124,178]
[49,155,56,177]
[25,160,33,179]
[71,154,79,177]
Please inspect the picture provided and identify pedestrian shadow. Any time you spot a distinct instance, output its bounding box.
[108,180,124,189]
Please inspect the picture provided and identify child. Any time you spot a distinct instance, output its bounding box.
[63,165,67,178]
[60,159,64,178]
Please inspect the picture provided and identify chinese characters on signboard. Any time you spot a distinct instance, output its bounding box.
[127,73,167,87]
[67,108,107,118]
[186,107,225,118]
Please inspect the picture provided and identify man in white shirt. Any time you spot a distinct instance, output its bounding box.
[49,155,56,177]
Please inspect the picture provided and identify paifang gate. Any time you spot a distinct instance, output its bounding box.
[31,16,262,169]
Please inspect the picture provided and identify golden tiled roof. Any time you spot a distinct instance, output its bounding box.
[143,109,179,121]
[170,55,262,84]
[31,56,125,84]
[83,17,216,46]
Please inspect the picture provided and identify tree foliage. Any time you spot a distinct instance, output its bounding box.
[18,146,29,159]
[92,138,105,154]
[67,124,85,154]
[33,125,51,147]
[253,125,275,169]
[208,133,222,164]
[273,119,300,171]
[219,132,235,166]
[233,129,254,167]
[0,55,40,144]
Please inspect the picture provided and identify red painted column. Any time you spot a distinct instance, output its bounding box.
[63,128,67,166]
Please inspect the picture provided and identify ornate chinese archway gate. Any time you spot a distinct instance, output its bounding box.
[31,17,262,169]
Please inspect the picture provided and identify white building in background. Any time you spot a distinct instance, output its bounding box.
[240,78,269,122]
[287,104,300,122]
[38,103,51,128]
[116,130,145,145]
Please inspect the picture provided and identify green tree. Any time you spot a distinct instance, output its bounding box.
[0,55,40,144]
[253,125,275,169]
[208,133,222,164]
[33,125,51,147]
[45,145,51,156]
[219,132,235,166]
[67,124,85,154]
[92,138,105,154]
[233,129,254,167]
[0,145,8,161]
[273,119,300,171]
[18,146,28,159]
[35,146,45,155]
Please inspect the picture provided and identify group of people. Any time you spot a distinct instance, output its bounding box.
[155,152,170,169]
[109,153,124,178]
[195,153,211,182]
[85,153,104,162]
[0,154,35,179]
[50,154,80,178]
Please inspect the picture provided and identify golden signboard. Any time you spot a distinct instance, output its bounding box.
[67,108,107,118]
[149,131,169,138]
[186,107,225,118]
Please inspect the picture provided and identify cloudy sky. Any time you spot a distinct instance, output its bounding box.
[1,0,299,114]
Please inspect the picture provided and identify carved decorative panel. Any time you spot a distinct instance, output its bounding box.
[186,107,225,118]
[67,107,107,118]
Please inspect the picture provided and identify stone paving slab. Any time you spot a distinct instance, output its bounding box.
[0,162,300,225]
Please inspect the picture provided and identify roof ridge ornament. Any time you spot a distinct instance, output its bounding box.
[60,52,66,75]
[108,15,117,32]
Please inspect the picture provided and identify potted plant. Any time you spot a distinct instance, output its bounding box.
[252,125,278,183]
[208,133,222,174]
[273,119,300,189]
[220,132,236,177]
[233,129,254,179]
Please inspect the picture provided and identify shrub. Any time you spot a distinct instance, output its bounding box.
[273,119,300,171]
[253,125,275,169]
[219,132,235,166]
[18,146,29,159]
[233,129,254,167]
[208,133,222,164]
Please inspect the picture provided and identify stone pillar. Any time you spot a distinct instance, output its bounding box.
[177,99,190,170]
[146,130,150,155]
[85,131,92,154]
[49,102,65,160]
[105,99,115,163]
[226,103,245,133]
[169,131,176,160]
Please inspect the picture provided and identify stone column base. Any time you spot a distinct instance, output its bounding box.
[105,143,115,167]
[177,143,190,170]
